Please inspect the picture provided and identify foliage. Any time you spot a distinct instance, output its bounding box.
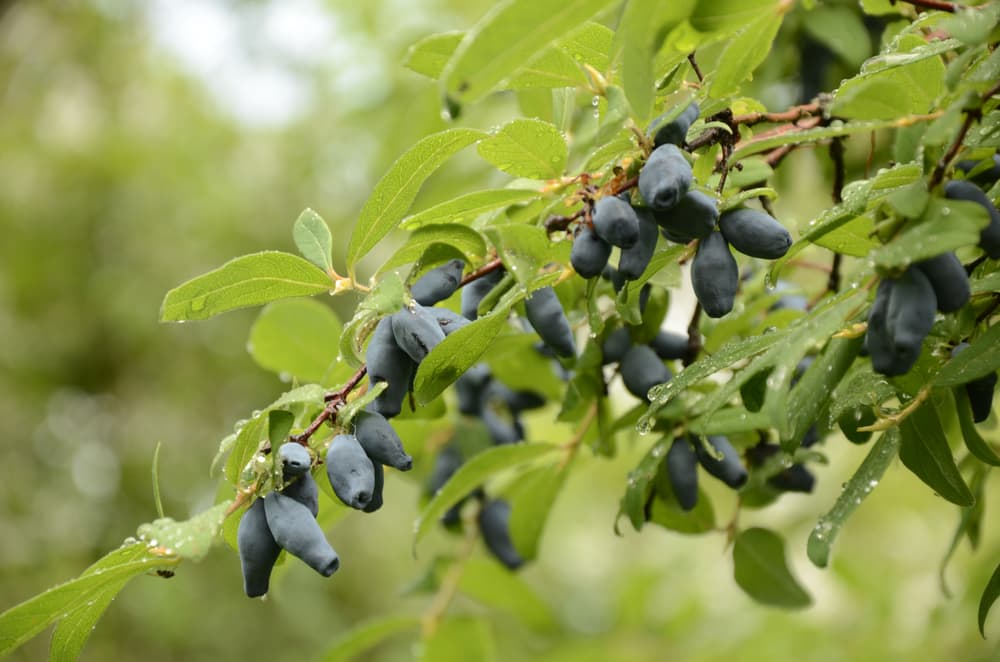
[3,0,1000,660]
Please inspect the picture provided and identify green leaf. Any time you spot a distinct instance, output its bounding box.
[813,214,878,257]
[293,208,334,273]
[135,501,232,561]
[458,559,556,631]
[873,198,989,270]
[379,224,487,274]
[401,188,542,229]
[618,437,670,532]
[414,303,514,405]
[49,578,130,662]
[802,5,870,67]
[709,12,783,99]
[160,252,331,322]
[616,0,668,121]
[320,615,420,662]
[954,388,1000,466]
[507,462,567,561]
[506,47,587,89]
[935,323,1000,386]
[477,119,567,180]
[268,410,294,448]
[414,443,559,550]
[248,299,342,384]
[484,223,552,287]
[980,560,1000,637]
[404,31,463,79]
[733,528,812,609]
[346,128,485,271]
[832,36,947,120]
[441,0,617,106]
[649,489,716,535]
[0,542,177,657]
[689,0,778,34]
[731,117,937,161]
[225,411,269,485]
[560,21,614,72]
[899,405,974,507]
[808,429,900,568]
[419,616,495,661]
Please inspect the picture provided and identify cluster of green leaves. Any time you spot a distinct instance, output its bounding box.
[3,0,1000,659]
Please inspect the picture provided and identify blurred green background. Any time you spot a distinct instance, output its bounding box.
[2,1,999,660]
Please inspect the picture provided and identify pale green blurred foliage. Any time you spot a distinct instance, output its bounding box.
[1,2,999,661]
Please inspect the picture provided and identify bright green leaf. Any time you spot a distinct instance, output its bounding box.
[404,31,463,79]
[873,198,989,270]
[935,323,1000,386]
[346,128,485,271]
[248,299,342,384]
[484,223,552,287]
[689,0,778,34]
[293,208,334,273]
[160,252,331,322]
[507,462,567,561]
[710,12,783,99]
[401,189,542,229]
[379,224,487,274]
[899,405,974,507]
[135,501,232,561]
[477,119,567,180]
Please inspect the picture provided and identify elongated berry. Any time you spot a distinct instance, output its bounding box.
[915,252,969,313]
[602,327,632,364]
[695,436,747,488]
[885,267,936,370]
[618,207,659,280]
[363,462,384,513]
[524,286,575,358]
[620,345,671,401]
[718,208,792,259]
[461,268,505,320]
[411,259,465,305]
[478,499,524,570]
[366,317,415,418]
[325,434,375,510]
[428,307,471,335]
[392,305,446,363]
[278,443,311,477]
[571,224,612,278]
[592,196,640,249]
[654,189,717,243]
[691,232,738,318]
[353,410,412,471]
[649,330,689,360]
[638,144,693,211]
[650,102,699,148]
[237,499,281,597]
[263,492,339,577]
[665,437,698,511]
[945,180,1000,258]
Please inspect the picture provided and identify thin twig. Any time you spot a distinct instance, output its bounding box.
[687,52,704,82]
[731,102,820,127]
[459,257,504,286]
[684,302,703,367]
[558,401,599,469]
[895,0,958,12]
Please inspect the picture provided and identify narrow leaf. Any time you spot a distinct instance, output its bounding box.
[507,462,567,561]
[404,31,463,79]
[293,208,334,272]
[346,128,485,271]
[980,560,1000,637]
[808,429,900,568]
[414,443,559,549]
[733,528,812,609]
[49,578,130,662]
[899,405,974,507]
[935,323,1000,386]
[873,198,989,270]
[954,388,1000,466]
[320,615,420,662]
[378,224,486,274]
[160,252,331,322]
[135,501,232,561]
[441,0,616,106]
[710,12,783,99]
[400,189,542,229]
[477,119,567,180]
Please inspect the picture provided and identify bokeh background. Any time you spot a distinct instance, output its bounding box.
[2,1,999,660]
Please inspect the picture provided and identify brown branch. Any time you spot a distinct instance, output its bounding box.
[459,257,504,286]
[687,52,704,83]
[827,135,846,293]
[928,80,1000,190]
[684,303,703,367]
[731,102,821,128]
[544,209,586,234]
[895,0,958,12]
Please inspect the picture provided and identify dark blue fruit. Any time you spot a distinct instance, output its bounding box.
[524,286,575,358]
[601,327,632,364]
[455,363,491,415]
[353,411,412,471]
[767,465,816,493]
[691,232,738,318]
[649,330,689,360]
[263,492,340,577]
[280,468,319,517]
[620,345,671,401]
[718,208,792,259]
[278,443,312,477]
[363,462,384,514]
[392,305,446,363]
[915,252,969,313]
[480,381,524,445]
[885,267,936,371]
[694,436,748,489]
[325,434,375,510]
[428,307,471,335]
[654,189,717,243]
[237,498,281,597]
[571,224,612,278]
[944,180,1000,258]
[638,144,693,211]
[592,196,640,249]
[477,499,524,570]
[618,207,659,280]
[461,268,505,320]
[866,279,910,376]
[956,154,1000,188]
[666,437,698,511]
[411,259,465,305]
[366,317,415,418]
[953,343,997,423]
[650,102,699,148]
